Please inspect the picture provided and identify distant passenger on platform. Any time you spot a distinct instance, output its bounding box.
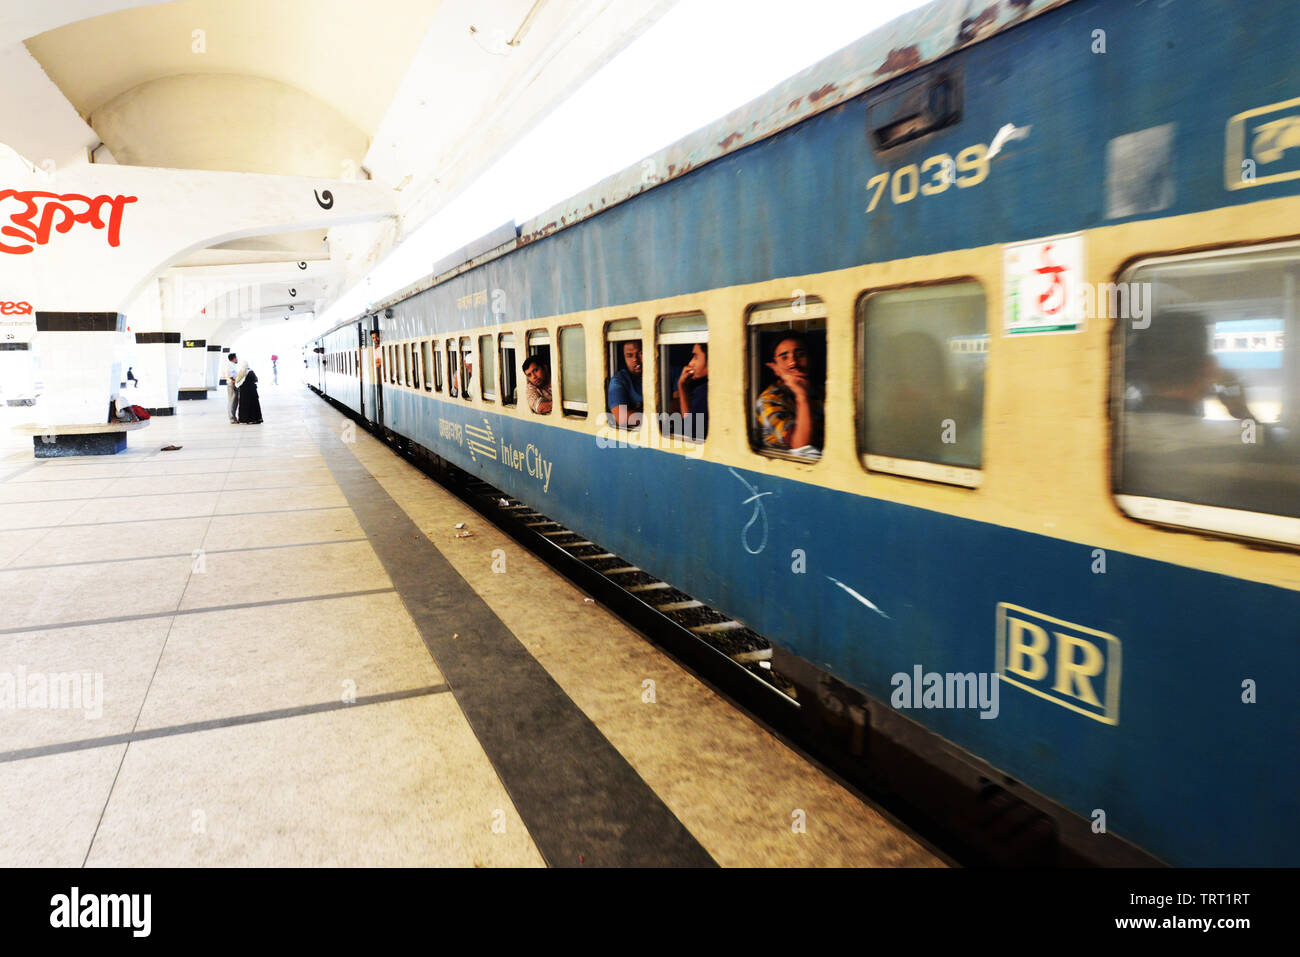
[675,342,708,440]
[126,366,138,389]
[523,355,553,414]
[227,352,240,423]
[608,340,643,428]
[757,334,823,457]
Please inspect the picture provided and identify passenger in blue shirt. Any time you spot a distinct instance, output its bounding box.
[676,342,708,440]
[607,340,643,428]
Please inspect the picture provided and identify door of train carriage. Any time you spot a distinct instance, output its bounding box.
[361,314,382,428]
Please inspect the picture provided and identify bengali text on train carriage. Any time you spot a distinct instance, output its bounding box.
[0,189,139,255]
[455,289,490,310]
[1002,233,1086,336]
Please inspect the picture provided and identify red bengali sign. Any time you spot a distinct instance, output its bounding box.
[0,189,138,255]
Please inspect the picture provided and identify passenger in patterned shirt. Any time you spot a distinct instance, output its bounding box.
[756,333,823,458]
[523,355,553,414]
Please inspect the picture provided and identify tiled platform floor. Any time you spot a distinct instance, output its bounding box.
[0,380,943,867]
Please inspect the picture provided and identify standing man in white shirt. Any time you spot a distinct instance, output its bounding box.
[227,352,240,423]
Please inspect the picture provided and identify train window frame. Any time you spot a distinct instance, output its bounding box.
[746,297,829,464]
[526,329,553,416]
[459,336,473,401]
[413,342,423,391]
[558,324,588,418]
[499,332,517,407]
[446,340,459,398]
[384,345,392,384]
[405,343,413,388]
[604,318,643,430]
[421,340,432,392]
[656,311,709,444]
[433,341,444,392]
[1111,241,1300,548]
[479,333,497,402]
[855,279,988,489]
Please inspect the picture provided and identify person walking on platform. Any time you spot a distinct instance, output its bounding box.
[236,359,263,424]
[227,352,240,423]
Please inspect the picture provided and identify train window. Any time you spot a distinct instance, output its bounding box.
[1114,243,1300,546]
[526,330,552,415]
[413,342,423,391]
[479,334,496,401]
[446,340,459,398]
[421,341,432,391]
[383,345,390,383]
[858,282,986,487]
[657,312,709,442]
[433,342,444,392]
[460,337,474,400]
[605,318,642,429]
[499,333,517,406]
[747,298,828,461]
[405,343,414,388]
[559,324,587,418]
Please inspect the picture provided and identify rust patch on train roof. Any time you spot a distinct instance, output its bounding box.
[957,4,1000,44]
[718,131,744,150]
[788,96,804,111]
[875,45,922,75]
[807,82,838,104]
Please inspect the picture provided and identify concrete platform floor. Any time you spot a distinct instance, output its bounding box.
[0,381,943,867]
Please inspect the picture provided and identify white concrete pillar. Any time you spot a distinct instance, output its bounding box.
[131,331,180,415]
[206,344,221,390]
[178,337,208,400]
[30,312,123,425]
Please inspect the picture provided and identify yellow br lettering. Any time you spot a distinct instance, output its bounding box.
[995,603,1121,725]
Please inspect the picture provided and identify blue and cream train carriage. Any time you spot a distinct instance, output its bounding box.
[310,0,1300,865]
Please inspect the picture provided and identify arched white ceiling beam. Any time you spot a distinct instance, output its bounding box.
[91,74,371,178]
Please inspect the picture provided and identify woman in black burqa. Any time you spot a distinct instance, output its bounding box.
[236,361,264,424]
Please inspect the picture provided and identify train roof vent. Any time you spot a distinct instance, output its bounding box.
[867,70,962,151]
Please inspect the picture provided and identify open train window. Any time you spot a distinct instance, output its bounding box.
[1114,243,1300,546]
[459,337,474,400]
[858,281,986,488]
[384,346,392,384]
[446,340,459,397]
[433,341,443,392]
[479,334,496,401]
[499,333,517,406]
[559,324,587,418]
[747,298,828,462]
[604,318,642,429]
[526,330,553,415]
[421,341,432,391]
[657,312,708,442]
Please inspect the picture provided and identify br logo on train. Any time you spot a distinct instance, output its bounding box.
[995,603,1121,725]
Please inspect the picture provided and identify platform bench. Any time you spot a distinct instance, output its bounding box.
[15,420,149,458]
